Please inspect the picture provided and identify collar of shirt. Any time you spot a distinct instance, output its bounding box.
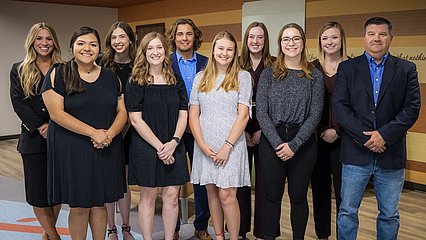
[364,51,389,66]
[176,51,197,64]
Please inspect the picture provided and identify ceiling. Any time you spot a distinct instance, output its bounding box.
[13,0,162,8]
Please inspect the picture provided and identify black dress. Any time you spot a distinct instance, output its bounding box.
[41,65,126,208]
[124,78,190,187]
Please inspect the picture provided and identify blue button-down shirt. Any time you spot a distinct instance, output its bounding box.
[176,51,197,99]
[365,51,388,108]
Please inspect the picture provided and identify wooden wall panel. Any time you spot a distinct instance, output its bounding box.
[164,0,242,18]
[306,9,426,39]
[119,1,165,23]
[307,0,426,18]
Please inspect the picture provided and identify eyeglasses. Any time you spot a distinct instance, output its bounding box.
[281,36,303,44]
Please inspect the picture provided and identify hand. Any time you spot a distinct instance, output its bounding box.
[363,130,386,153]
[275,142,294,161]
[37,123,48,139]
[90,129,110,149]
[251,130,261,145]
[320,128,339,143]
[200,144,217,160]
[157,141,178,160]
[162,155,176,165]
[245,132,254,147]
[212,145,231,167]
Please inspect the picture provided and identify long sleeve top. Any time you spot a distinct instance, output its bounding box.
[256,67,324,152]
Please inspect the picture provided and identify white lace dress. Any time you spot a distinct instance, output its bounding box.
[190,70,252,188]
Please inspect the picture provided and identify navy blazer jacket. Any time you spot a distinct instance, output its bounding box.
[170,52,208,88]
[333,54,420,170]
[10,62,50,154]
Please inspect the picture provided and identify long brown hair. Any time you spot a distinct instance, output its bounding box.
[198,31,240,93]
[18,22,62,98]
[130,32,176,86]
[273,23,314,80]
[100,22,136,70]
[240,22,273,70]
[166,18,203,52]
[317,21,348,75]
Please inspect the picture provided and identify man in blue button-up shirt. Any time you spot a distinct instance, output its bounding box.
[166,18,210,240]
[333,17,420,240]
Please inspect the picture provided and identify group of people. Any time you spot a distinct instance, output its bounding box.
[10,15,420,240]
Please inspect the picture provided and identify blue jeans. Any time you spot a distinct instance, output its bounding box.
[337,160,404,240]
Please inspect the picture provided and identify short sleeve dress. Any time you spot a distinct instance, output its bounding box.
[41,64,126,208]
[124,77,190,187]
[190,70,252,188]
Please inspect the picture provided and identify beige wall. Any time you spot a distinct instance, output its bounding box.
[0,0,117,136]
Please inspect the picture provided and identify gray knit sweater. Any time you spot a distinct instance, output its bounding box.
[256,67,324,152]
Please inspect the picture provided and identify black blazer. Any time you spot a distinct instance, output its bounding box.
[10,62,49,154]
[333,54,420,169]
[170,52,208,81]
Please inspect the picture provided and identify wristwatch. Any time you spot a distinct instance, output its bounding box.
[172,136,181,144]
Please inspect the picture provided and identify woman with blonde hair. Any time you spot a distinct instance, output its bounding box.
[311,21,348,240]
[255,23,324,240]
[10,22,62,240]
[125,32,189,240]
[189,31,252,240]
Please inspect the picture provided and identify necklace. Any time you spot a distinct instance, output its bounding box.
[117,63,129,70]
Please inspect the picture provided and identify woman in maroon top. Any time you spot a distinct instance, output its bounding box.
[311,21,348,240]
[238,21,274,240]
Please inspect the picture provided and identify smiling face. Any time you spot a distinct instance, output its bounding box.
[320,27,342,56]
[110,27,130,54]
[280,27,303,59]
[175,23,195,53]
[72,33,99,64]
[146,37,165,67]
[213,38,235,69]
[364,24,392,60]
[33,29,54,58]
[247,26,265,55]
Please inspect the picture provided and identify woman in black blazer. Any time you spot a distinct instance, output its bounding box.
[10,22,63,240]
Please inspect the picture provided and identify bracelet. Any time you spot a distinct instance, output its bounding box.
[224,140,234,148]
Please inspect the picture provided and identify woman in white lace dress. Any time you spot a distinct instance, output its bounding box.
[189,31,252,240]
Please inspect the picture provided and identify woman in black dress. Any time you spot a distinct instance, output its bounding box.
[10,22,62,240]
[100,21,136,240]
[42,26,127,240]
[125,32,189,240]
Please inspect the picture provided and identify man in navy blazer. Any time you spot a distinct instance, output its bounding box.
[333,17,420,240]
[166,18,210,240]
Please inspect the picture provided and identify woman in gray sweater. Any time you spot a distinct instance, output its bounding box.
[254,23,324,240]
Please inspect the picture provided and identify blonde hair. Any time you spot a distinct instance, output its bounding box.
[18,22,62,98]
[130,32,176,86]
[273,23,313,80]
[198,31,240,92]
[317,21,348,75]
[240,22,274,70]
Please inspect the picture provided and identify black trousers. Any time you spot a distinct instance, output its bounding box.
[254,123,317,240]
[236,144,257,237]
[311,138,342,239]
